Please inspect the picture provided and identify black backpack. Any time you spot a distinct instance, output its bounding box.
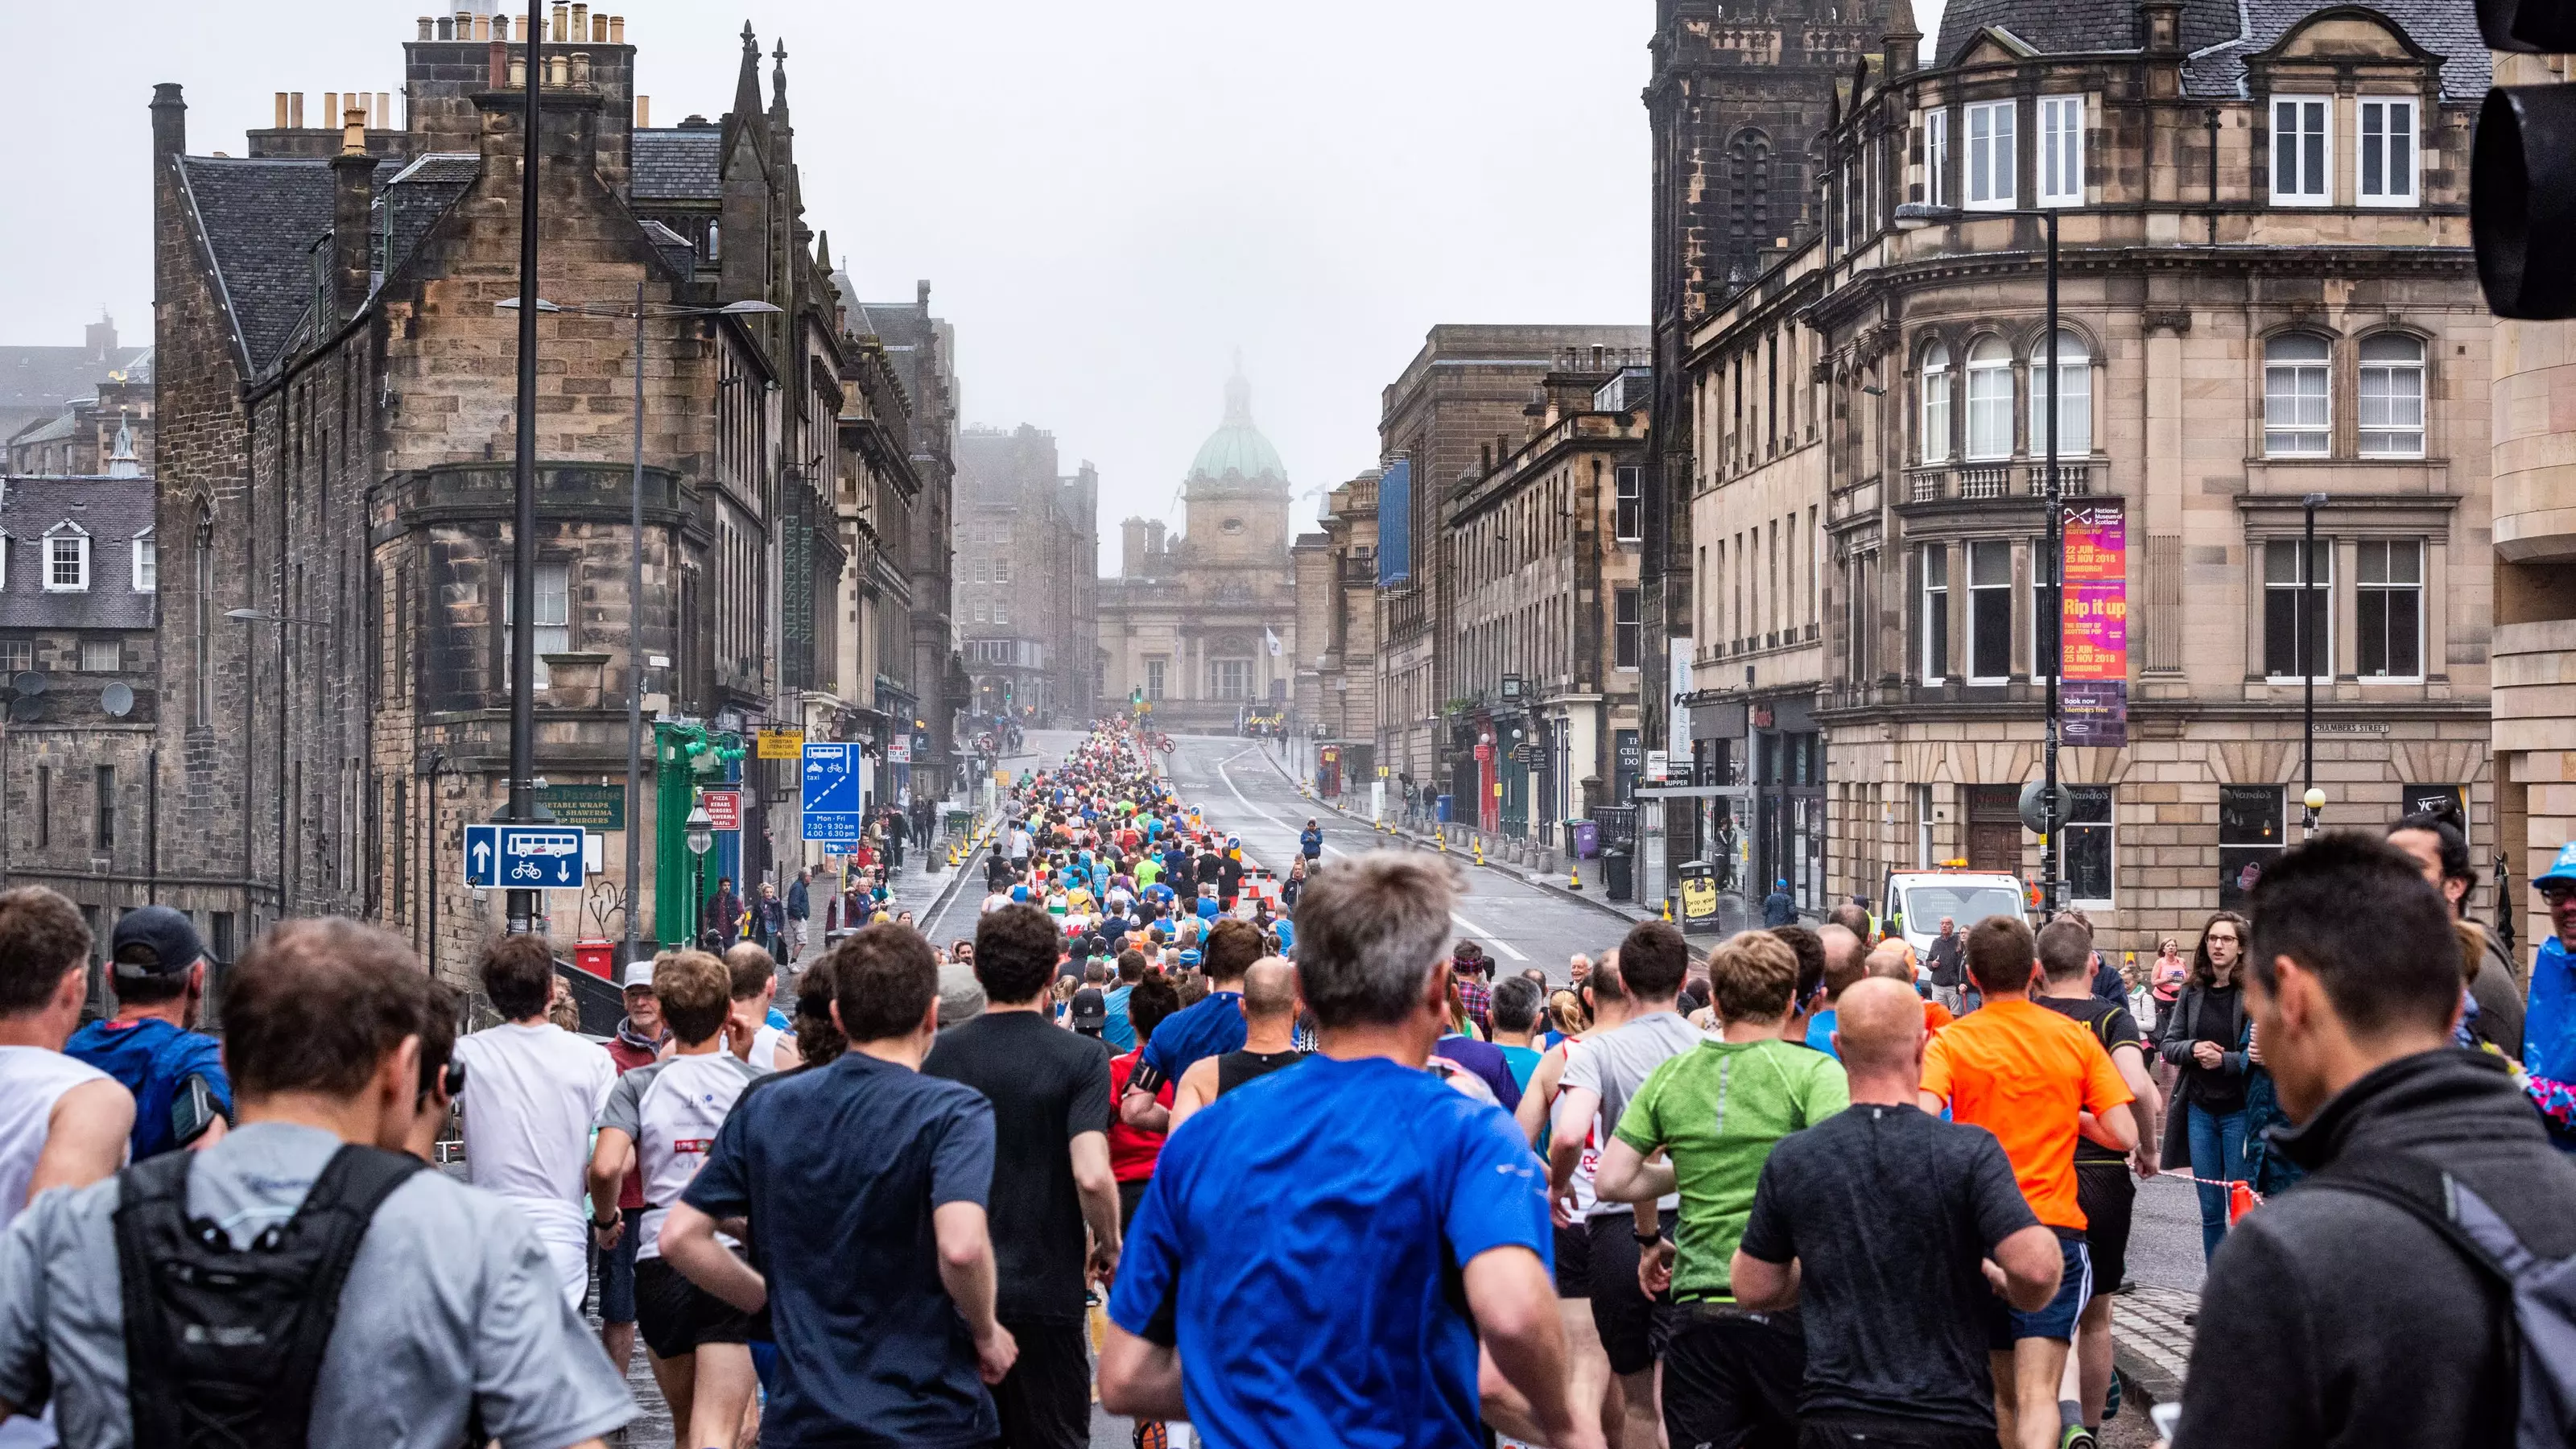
[111,1142,424,1449]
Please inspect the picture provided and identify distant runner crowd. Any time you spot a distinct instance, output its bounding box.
[0,715,2568,1449]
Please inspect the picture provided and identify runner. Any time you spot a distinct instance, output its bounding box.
[0,888,133,1228]
[724,943,800,1070]
[1120,918,1261,1132]
[1167,956,1307,1129]
[588,950,764,1447]
[1595,929,1850,1449]
[2032,918,2164,1448]
[1917,916,2136,1449]
[1488,976,1546,1095]
[597,961,667,1378]
[1731,978,2064,1449]
[64,906,229,1161]
[1516,956,1633,1449]
[0,917,633,1449]
[1099,851,1600,1449]
[1110,978,1184,1229]
[1552,921,1703,1449]
[924,904,1121,1449]
[450,933,619,1311]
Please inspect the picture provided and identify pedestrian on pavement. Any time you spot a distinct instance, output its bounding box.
[753,881,789,964]
[1596,929,1851,1449]
[1119,919,1261,1133]
[2386,809,2524,1061]
[0,917,634,1449]
[2033,919,2165,1446]
[2174,832,2576,1449]
[1168,957,1308,1130]
[588,950,764,1447]
[451,934,620,1311]
[1099,850,1601,1449]
[886,807,910,872]
[2155,910,2255,1261]
[1763,880,1798,929]
[65,905,230,1161]
[1300,819,1324,862]
[2532,840,2576,1088]
[663,924,1016,1447]
[1926,916,1967,1016]
[596,961,666,1378]
[1730,977,2063,1449]
[0,888,134,1228]
[708,876,742,949]
[1554,921,1708,1449]
[924,904,1121,1449]
[1916,916,2135,1449]
[786,869,811,962]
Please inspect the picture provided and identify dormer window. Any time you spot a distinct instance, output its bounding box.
[44,525,89,592]
[132,529,157,592]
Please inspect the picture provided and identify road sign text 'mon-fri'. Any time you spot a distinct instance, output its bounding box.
[463,824,588,890]
[802,742,864,843]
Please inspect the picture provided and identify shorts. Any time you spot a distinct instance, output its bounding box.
[1798,1413,1997,1449]
[2076,1162,2134,1297]
[1662,1301,1806,1449]
[1553,1224,1591,1298]
[634,1256,756,1360]
[1984,1232,2091,1348]
[991,1319,1092,1449]
[1586,1210,1677,1376]
[1119,1177,1152,1234]
[595,1207,643,1325]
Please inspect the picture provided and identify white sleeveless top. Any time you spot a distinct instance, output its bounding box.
[0,1046,114,1227]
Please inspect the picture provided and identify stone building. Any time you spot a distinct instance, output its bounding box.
[6,365,155,481]
[1375,325,1647,819]
[954,425,1097,729]
[0,471,165,973]
[0,316,152,459]
[149,12,878,972]
[1446,357,1652,841]
[1099,367,1298,734]
[1682,0,2491,947]
[1290,466,1380,796]
[845,283,963,794]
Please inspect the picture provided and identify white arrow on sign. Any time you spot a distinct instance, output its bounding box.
[471,840,492,875]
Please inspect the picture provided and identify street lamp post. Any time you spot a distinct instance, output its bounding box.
[506,0,546,938]
[685,793,716,952]
[1895,201,2065,914]
[2301,490,2329,836]
[500,292,776,963]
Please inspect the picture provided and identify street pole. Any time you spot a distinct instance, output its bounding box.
[626,281,645,967]
[2301,492,2326,837]
[425,749,444,981]
[505,0,544,935]
[2041,208,2063,920]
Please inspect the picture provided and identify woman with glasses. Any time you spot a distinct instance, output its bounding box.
[2155,910,2254,1260]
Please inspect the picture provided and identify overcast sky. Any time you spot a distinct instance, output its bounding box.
[2,1,1941,549]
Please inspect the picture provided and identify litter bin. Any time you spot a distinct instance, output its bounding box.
[1604,846,1634,902]
[572,939,616,980]
[1436,793,1455,824]
[1569,819,1600,860]
[1676,861,1724,934]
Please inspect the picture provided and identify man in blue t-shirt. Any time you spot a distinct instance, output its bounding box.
[665,924,1014,1447]
[1101,850,1599,1449]
[1118,919,1262,1133]
[65,906,231,1160]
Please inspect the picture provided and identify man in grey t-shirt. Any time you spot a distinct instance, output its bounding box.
[0,919,631,1449]
[1546,922,1701,1447]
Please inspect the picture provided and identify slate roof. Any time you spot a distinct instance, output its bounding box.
[640,218,698,277]
[175,156,340,373]
[632,127,723,202]
[0,477,158,630]
[0,345,151,427]
[380,155,477,285]
[1934,0,2486,97]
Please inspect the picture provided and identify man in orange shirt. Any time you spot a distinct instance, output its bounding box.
[1918,915,2136,1449]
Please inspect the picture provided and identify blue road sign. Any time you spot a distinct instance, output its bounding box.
[464,824,588,889]
[802,742,864,843]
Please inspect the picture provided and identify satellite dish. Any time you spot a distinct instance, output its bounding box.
[6,697,37,723]
[10,671,45,697]
[101,683,134,718]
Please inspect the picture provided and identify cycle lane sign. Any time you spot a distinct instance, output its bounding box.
[464,824,588,889]
[802,742,864,843]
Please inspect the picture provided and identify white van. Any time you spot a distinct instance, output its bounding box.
[1881,869,2030,961]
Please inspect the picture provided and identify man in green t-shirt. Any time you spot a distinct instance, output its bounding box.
[1596,929,1848,1449]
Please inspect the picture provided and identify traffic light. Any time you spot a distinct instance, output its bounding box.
[2473,6,2576,319]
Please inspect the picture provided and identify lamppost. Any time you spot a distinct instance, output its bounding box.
[499,292,779,964]
[225,607,326,926]
[685,793,715,951]
[1894,200,2066,914]
[2301,490,2329,837]
[505,0,545,938]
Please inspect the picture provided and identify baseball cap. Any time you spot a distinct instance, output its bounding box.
[109,906,205,980]
[1179,948,1202,967]
[622,962,656,991]
[2535,841,2576,890]
[1071,986,1107,1032]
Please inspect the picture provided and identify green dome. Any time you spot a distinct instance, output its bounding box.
[1188,366,1287,483]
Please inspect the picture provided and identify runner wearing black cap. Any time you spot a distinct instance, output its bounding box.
[65,904,230,1160]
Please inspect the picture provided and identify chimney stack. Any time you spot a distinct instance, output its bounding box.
[151,83,187,167]
[490,37,508,89]
[331,107,376,320]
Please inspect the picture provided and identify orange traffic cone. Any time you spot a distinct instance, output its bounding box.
[2227,1179,2258,1224]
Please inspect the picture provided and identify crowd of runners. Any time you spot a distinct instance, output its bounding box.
[0,714,2569,1449]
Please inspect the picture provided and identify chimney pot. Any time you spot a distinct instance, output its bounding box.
[323,92,338,128]
[493,12,508,40]
[378,91,390,128]
[551,1,568,42]
[547,52,568,87]
[510,54,526,88]
[635,94,650,127]
[274,92,289,129]
[473,13,489,39]
[609,14,623,43]
[436,14,452,38]
[490,39,507,88]
[417,16,433,41]
[341,105,366,155]
[290,92,305,128]
[571,50,591,85]
[571,3,587,41]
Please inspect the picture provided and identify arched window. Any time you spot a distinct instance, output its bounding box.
[2357,333,2425,456]
[2264,333,2332,456]
[1965,337,2013,459]
[1728,129,1773,252]
[1920,342,1953,464]
[2029,330,2091,456]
